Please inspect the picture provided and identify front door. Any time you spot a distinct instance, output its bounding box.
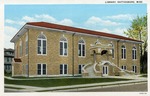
[103,66,108,76]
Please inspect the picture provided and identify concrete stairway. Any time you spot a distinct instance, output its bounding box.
[86,64,95,77]
[111,63,134,76]
[82,61,135,77]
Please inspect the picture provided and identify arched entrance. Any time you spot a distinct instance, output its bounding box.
[101,61,112,76]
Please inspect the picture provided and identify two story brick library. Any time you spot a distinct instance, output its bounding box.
[11,22,142,77]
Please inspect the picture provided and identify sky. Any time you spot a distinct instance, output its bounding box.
[4,4,147,48]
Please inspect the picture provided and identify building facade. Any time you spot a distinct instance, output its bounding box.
[11,22,141,77]
[4,48,14,73]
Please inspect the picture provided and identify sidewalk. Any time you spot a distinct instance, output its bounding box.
[5,76,147,92]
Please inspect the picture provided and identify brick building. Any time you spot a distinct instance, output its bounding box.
[4,48,14,73]
[11,22,141,77]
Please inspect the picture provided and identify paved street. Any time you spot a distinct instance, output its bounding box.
[70,82,147,92]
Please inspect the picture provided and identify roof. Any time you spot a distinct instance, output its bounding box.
[11,22,142,43]
[4,48,14,57]
[4,48,14,52]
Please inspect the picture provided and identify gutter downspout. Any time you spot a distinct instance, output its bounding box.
[117,40,120,67]
[72,33,75,77]
[27,29,29,77]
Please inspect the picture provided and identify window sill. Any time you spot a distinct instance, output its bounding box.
[78,56,86,58]
[37,54,47,56]
[132,59,137,60]
[59,55,68,57]
[121,59,126,60]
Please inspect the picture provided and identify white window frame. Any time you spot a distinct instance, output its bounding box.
[19,40,22,57]
[60,64,68,75]
[15,44,18,58]
[132,47,137,60]
[132,65,137,73]
[60,37,68,56]
[25,34,28,55]
[37,33,47,55]
[103,66,109,76]
[121,45,126,59]
[78,39,86,57]
[78,64,84,74]
[121,65,127,70]
[111,43,115,59]
[37,64,47,75]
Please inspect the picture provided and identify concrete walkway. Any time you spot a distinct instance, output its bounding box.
[4,75,147,92]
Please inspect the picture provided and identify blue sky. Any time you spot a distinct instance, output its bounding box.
[5,4,147,48]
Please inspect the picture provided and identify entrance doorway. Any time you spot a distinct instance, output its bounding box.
[103,66,109,76]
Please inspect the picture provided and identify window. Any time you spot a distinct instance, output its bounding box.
[121,65,127,70]
[111,43,114,58]
[78,65,84,74]
[132,47,137,59]
[7,57,9,62]
[37,64,46,75]
[37,34,47,55]
[15,44,18,58]
[20,40,22,56]
[60,37,68,56]
[25,34,28,55]
[78,39,85,57]
[132,65,137,73]
[60,64,68,74]
[121,45,126,59]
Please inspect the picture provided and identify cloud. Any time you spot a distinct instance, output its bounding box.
[5,19,26,25]
[5,26,18,36]
[85,16,121,27]
[5,19,15,24]
[99,28,112,33]
[5,14,74,26]
[4,26,18,48]
[106,14,135,21]
[35,14,57,23]
[22,16,36,21]
[98,28,127,37]
[59,19,74,26]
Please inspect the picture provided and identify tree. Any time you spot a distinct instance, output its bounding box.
[124,15,147,73]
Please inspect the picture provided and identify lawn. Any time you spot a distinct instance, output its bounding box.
[5,78,131,87]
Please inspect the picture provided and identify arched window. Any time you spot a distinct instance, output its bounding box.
[19,40,22,57]
[25,34,28,55]
[111,43,114,58]
[60,37,67,56]
[121,45,126,59]
[37,33,47,54]
[78,39,85,57]
[132,47,137,59]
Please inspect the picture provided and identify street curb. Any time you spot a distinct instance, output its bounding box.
[37,80,147,92]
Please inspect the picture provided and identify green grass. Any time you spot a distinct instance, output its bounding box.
[4,73,12,77]
[5,78,131,87]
